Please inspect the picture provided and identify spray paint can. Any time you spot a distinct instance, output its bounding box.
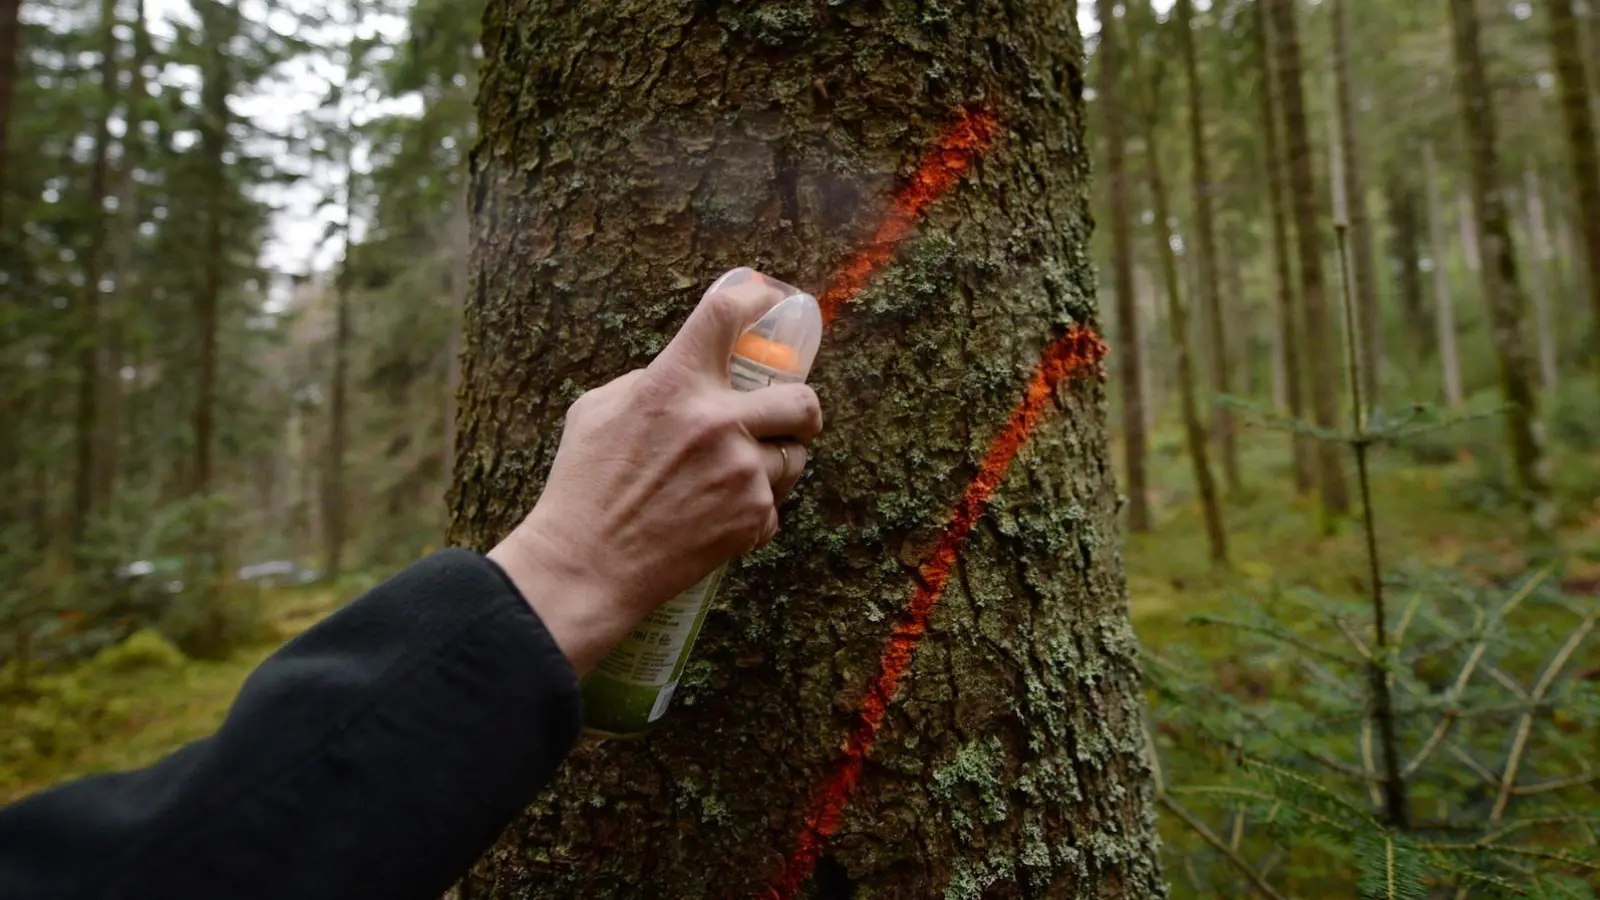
[580,268,824,738]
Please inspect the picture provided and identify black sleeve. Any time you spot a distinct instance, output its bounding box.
[0,548,583,900]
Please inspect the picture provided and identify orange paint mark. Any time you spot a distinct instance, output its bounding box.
[817,108,999,324]
[767,326,1108,899]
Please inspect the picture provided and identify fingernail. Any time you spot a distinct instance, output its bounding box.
[706,267,754,297]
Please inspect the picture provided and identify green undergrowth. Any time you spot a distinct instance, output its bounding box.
[1129,424,1600,898]
[0,582,346,803]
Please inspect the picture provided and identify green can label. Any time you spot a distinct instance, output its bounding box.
[581,565,725,736]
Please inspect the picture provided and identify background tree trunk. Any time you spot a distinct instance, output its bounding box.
[1255,0,1312,494]
[1424,143,1464,408]
[1268,0,1349,521]
[450,1,1165,897]
[1521,167,1559,391]
[1331,0,1383,409]
[1457,190,1481,272]
[1447,0,1553,528]
[70,0,119,544]
[0,0,21,238]
[323,267,350,580]
[1130,2,1228,566]
[1177,0,1239,496]
[1386,161,1430,361]
[194,1,228,501]
[99,0,152,511]
[1096,0,1150,533]
[1546,0,1600,387]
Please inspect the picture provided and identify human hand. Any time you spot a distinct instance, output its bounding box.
[489,273,825,675]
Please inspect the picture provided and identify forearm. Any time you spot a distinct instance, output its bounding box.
[0,549,581,900]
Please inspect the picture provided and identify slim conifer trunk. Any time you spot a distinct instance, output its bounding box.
[1096,0,1151,533]
[1545,0,1600,386]
[1331,0,1383,407]
[1424,144,1464,408]
[1521,167,1559,391]
[1129,3,1227,565]
[1177,0,1239,495]
[1448,0,1554,528]
[1255,1,1312,492]
[1268,0,1349,521]
[71,0,119,543]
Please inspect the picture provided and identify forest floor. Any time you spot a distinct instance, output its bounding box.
[2,427,1597,839]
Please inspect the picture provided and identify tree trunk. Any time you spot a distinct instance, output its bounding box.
[1447,0,1553,528]
[1268,0,1349,521]
[0,0,21,239]
[1097,0,1151,533]
[1546,0,1600,388]
[323,268,350,580]
[71,0,119,544]
[1521,167,1559,391]
[98,0,150,516]
[1177,0,1239,497]
[451,2,1166,896]
[1130,4,1227,566]
[1457,190,1480,272]
[1222,233,1253,399]
[194,1,228,496]
[1385,160,1429,361]
[1138,267,1162,438]
[1255,1,1312,493]
[1424,144,1464,408]
[1330,0,1382,409]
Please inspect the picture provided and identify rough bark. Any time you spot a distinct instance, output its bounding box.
[1268,0,1348,521]
[1096,0,1150,534]
[1546,0,1600,388]
[1254,1,1312,493]
[1424,144,1464,408]
[1330,0,1382,408]
[71,0,119,544]
[1385,160,1429,361]
[1177,0,1239,496]
[1447,0,1553,527]
[1129,4,1227,566]
[1521,167,1559,391]
[451,1,1165,896]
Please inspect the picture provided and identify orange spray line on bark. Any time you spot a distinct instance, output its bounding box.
[767,326,1108,899]
[817,108,998,323]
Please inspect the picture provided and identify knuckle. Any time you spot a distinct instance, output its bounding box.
[704,289,742,324]
[684,400,733,448]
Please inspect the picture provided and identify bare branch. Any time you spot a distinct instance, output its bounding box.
[1158,794,1294,900]
[1490,613,1597,823]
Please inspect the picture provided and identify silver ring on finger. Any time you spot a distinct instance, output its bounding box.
[777,444,792,484]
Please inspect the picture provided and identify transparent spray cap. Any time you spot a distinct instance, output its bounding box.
[708,267,823,383]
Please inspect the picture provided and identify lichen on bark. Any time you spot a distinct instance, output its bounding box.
[449,1,1165,896]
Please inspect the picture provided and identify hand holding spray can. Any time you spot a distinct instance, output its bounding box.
[580,268,824,737]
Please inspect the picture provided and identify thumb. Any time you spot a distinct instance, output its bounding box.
[657,268,787,379]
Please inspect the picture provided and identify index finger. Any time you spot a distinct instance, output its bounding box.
[656,269,787,380]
